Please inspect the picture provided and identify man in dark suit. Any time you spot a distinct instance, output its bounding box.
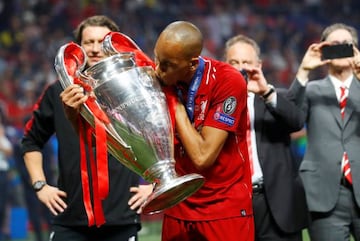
[290,23,360,241]
[224,34,308,241]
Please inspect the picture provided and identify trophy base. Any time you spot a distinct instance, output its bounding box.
[142,173,205,215]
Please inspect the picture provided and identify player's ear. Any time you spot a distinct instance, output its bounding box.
[189,57,199,70]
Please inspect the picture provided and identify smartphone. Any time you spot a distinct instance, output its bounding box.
[321,43,354,60]
[239,69,248,84]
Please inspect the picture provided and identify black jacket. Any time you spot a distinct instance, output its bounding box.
[253,89,308,233]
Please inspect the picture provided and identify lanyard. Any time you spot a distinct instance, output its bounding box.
[177,57,205,122]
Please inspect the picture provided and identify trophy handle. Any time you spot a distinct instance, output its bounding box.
[102,32,155,68]
[102,32,142,55]
[54,42,87,89]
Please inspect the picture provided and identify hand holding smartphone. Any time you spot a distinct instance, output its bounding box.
[321,43,354,60]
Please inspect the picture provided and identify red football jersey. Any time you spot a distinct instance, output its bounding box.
[165,57,252,221]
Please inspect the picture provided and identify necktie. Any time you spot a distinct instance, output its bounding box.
[340,86,352,184]
[246,109,253,175]
[340,86,347,119]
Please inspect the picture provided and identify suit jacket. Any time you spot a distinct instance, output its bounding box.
[290,77,360,213]
[253,89,308,233]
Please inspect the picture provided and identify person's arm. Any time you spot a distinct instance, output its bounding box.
[269,90,306,132]
[128,184,154,214]
[288,42,331,109]
[0,125,12,157]
[244,65,305,133]
[296,42,331,86]
[24,151,68,215]
[24,151,46,184]
[175,102,228,171]
[244,65,276,105]
[22,84,68,216]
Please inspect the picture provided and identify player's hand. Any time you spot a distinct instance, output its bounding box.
[36,185,67,216]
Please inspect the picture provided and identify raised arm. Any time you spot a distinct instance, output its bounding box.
[296,42,331,85]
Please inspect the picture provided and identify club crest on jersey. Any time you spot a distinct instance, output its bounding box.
[197,100,208,121]
[222,96,237,114]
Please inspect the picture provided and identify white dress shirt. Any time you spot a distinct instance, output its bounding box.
[247,91,277,184]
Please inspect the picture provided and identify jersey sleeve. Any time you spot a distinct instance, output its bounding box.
[204,67,247,133]
[21,83,57,154]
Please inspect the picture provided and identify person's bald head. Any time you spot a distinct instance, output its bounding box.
[154,21,204,86]
[157,21,203,60]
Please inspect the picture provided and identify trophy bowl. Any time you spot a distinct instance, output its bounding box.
[55,41,205,214]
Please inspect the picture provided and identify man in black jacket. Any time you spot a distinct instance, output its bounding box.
[21,15,152,241]
[224,34,308,241]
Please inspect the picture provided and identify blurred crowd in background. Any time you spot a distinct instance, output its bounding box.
[0,0,359,239]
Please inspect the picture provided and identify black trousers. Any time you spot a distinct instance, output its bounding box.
[50,224,139,241]
[252,191,302,241]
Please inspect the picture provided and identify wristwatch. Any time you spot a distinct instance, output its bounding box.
[32,180,47,192]
[261,84,275,99]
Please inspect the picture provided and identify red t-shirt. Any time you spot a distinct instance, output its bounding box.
[165,57,252,221]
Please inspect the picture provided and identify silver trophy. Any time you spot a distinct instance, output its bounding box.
[54,33,204,214]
